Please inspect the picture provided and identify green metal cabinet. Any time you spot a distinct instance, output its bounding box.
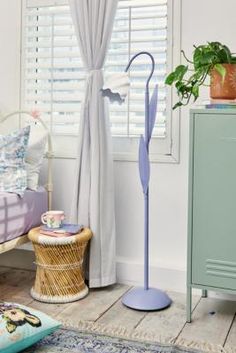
[187,109,236,322]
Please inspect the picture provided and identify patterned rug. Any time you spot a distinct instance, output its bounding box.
[24,328,201,353]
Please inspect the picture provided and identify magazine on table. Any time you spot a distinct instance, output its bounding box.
[40,223,84,237]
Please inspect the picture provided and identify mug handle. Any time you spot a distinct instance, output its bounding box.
[41,213,47,225]
[61,214,65,225]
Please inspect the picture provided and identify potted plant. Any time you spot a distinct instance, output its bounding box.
[165,41,236,109]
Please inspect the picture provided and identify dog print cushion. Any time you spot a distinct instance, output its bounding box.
[0,301,60,353]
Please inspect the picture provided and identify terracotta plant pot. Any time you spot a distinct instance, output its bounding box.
[210,63,236,99]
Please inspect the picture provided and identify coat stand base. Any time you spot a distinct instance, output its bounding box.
[122,287,172,311]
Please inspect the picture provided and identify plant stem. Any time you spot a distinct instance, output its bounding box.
[181,50,193,64]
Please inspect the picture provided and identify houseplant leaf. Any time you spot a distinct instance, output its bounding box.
[139,135,150,195]
[165,72,176,85]
[165,41,236,109]
[222,45,232,63]
[192,84,199,101]
[165,65,187,84]
[173,65,188,81]
[214,63,226,81]
[149,84,158,141]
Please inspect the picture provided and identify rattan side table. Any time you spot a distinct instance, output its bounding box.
[28,227,92,303]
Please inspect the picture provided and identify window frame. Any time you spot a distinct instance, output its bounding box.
[21,0,182,163]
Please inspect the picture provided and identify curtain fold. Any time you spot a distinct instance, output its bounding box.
[69,0,118,287]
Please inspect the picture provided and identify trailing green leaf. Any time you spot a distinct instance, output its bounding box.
[165,41,236,109]
[173,101,183,109]
[175,65,188,81]
[192,84,199,101]
[165,72,176,85]
[165,65,188,85]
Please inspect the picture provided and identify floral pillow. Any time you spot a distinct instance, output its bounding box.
[0,126,30,196]
[0,301,60,353]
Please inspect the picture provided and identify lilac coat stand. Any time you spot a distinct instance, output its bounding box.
[103,51,171,311]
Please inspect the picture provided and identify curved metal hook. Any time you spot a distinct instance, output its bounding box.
[125,51,155,91]
[125,51,156,147]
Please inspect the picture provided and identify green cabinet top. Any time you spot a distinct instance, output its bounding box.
[190,108,236,115]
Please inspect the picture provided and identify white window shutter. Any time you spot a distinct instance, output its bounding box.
[23,3,84,135]
[107,0,168,138]
[22,0,173,160]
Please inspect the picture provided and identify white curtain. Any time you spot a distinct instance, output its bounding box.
[69,0,118,287]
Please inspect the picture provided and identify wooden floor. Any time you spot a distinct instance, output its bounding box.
[1,266,236,351]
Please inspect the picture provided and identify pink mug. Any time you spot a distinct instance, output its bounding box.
[41,210,65,229]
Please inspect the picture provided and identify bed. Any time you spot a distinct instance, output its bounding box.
[0,111,53,254]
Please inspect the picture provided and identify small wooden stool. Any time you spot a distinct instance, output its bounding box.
[28,227,92,303]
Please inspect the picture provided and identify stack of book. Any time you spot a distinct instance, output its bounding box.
[40,224,83,237]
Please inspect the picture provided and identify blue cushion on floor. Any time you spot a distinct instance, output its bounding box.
[0,301,60,353]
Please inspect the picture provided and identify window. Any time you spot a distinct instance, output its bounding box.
[22,0,84,136]
[108,0,167,139]
[22,0,180,162]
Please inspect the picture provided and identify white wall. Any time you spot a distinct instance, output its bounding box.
[2,0,236,292]
[0,0,21,133]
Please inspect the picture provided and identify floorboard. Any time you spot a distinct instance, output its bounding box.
[97,298,146,329]
[177,297,236,346]
[1,266,236,351]
[30,300,72,317]
[224,314,236,348]
[0,268,35,305]
[0,268,34,287]
[56,284,130,324]
[0,266,10,275]
[136,291,200,342]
